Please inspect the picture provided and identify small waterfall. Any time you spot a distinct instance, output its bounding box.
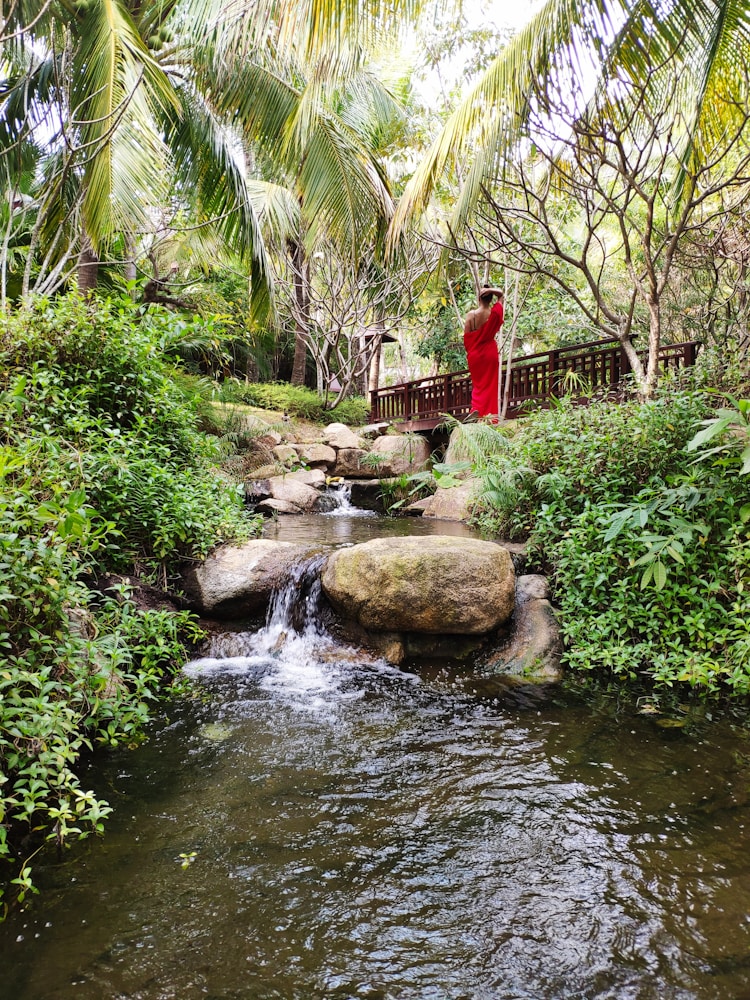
[321,480,372,517]
[184,548,414,717]
[265,552,328,635]
[186,554,352,709]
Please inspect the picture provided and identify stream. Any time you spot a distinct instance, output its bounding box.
[3,501,750,999]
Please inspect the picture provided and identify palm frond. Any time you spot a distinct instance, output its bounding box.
[443,420,511,467]
[391,0,750,239]
[74,0,179,244]
[247,179,302,245]
[194,0,426,60]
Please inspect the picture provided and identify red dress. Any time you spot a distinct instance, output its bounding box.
[464,301,504,417]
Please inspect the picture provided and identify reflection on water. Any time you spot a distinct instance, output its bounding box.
[262,510,489,546]
[4,513,750,999]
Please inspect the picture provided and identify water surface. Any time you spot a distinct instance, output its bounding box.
[3,512,750,999]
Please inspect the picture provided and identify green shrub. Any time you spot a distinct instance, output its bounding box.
[219,379,369,425]
[1,294,259,580]
[472,391,711,538]
[0,293,261,913]
[534,478,750,693]
[467,390,750,697]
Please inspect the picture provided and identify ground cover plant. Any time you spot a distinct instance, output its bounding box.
[467,384,750,697]
[219,379,369,426]
[0,294,261,915]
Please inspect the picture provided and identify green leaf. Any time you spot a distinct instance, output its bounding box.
[603,507,632,542]
[685,416,733,451]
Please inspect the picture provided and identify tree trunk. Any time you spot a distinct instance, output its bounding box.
[616,319,647,397]
[643,297,662,400]
[368,334,383,393]
[358,328,369,396]
[77,244,100,296]
[290,239,309,386]
[124,233,137,289]
[78,243,99,296]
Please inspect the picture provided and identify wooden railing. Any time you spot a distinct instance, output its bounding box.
[369,338,700,430]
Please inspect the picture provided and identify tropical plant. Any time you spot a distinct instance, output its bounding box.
[0,290,266,913]
[391,0,750,396]
[394,0,750,226]
[1,0,426,305]
[463,385,750,696]
[686,395,750,477]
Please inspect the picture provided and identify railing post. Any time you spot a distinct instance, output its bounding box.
[402,383,409,422]
[548,346,558,397]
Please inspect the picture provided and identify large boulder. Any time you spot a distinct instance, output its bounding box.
[321,535,515,634]
[182,540,310,618]
[367,434,431,477]
[331,447,371,478]
[347,479,385,511]
[407,481,477,521]
[295,443,336,468]
[322,422,362,450]
[285,468,327,488]
[244,473,322,512]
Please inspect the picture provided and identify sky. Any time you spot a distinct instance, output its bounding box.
[399,0,547,100]
[485,0,545,30]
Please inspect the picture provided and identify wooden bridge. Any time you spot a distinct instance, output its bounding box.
[369,338,700,431]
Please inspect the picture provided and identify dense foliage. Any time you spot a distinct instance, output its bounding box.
[468,383,750,697]
[0,294,260,914]
[219,379,369,425]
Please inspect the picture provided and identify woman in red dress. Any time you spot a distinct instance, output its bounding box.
[463,285,504,418]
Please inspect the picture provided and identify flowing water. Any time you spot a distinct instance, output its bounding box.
[4,504,750,999]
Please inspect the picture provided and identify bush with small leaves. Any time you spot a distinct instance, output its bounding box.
[0,293,261,913]
[466,388,750,697]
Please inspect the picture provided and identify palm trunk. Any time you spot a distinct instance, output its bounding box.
[78,243,99,296]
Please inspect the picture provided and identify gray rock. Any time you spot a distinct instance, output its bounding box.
[515,574,550,601]
[271,477,322,510]
[182,540,311,618]
[322,422,362,449]
[286,468,327,489]
[296,443,336,468]
[416,481,477,521]
[483,574,562,682]
[321,535,515,635]
[367,434,431,476]
[245,478,272,504]
[332,447,371,477]
[359,421,391,439]
[255,498,304,515]
[347,479,385,511]
[272,444,299,465]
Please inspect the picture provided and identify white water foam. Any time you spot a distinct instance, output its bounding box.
[184,553,419,717]
[322,482,374,518]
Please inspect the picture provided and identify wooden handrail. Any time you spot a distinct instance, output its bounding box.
[369,340,701,429]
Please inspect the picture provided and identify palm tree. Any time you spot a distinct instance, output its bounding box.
[0,0,423,303]
[392,0,750,234]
